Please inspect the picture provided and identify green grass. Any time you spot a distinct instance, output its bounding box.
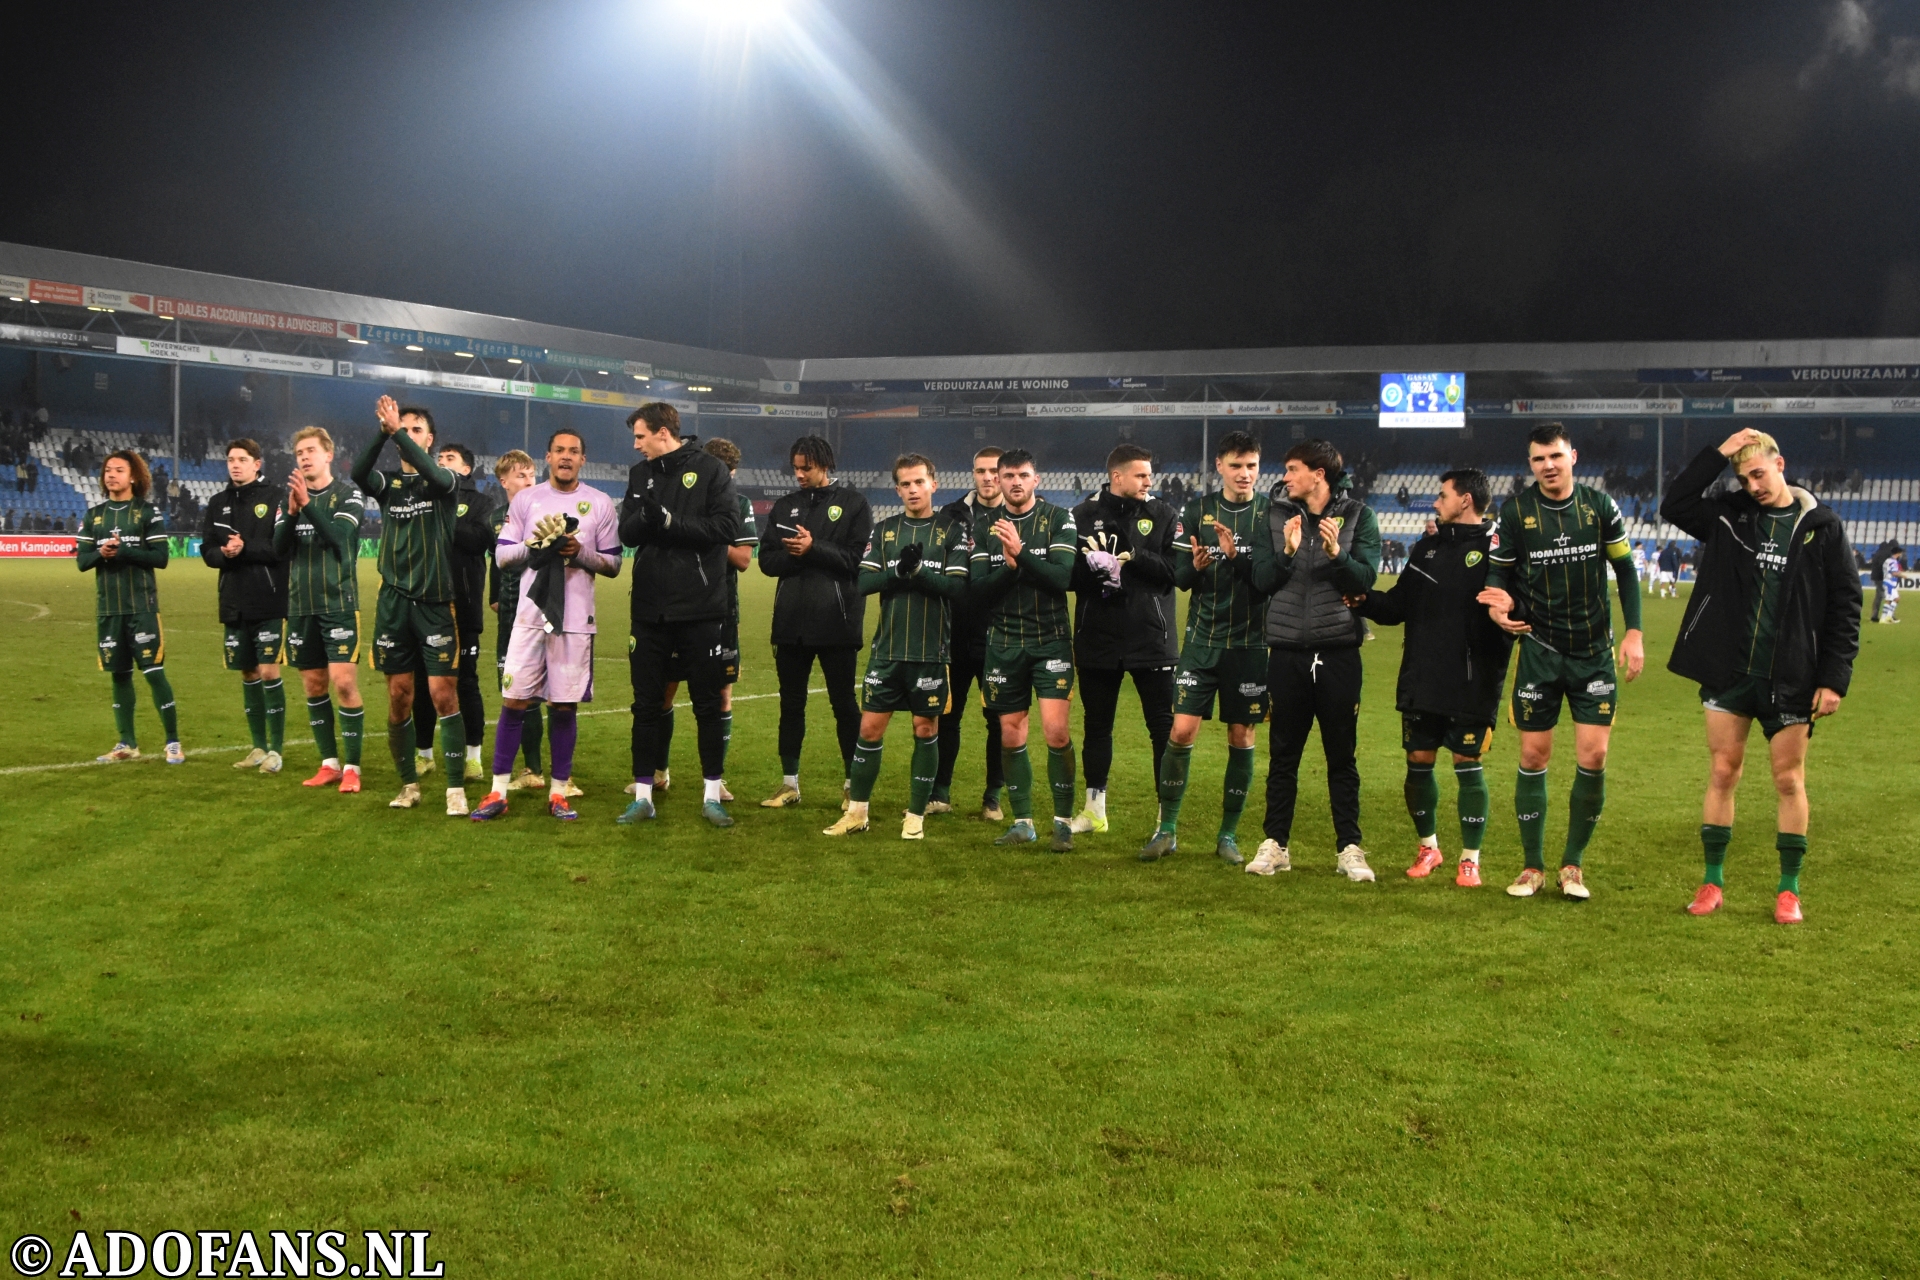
[2,560,1917,1277]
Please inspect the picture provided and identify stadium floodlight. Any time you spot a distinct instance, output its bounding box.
[7,296,22,302]
[405,344,424,352]
[695,0,786,28]
[688,385,713,392]
[507,358,522,364]
[347,338,368,345]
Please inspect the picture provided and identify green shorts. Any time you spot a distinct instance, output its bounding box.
[223,619,287,671]
[1173,645,1271,723]
[862,659,950,716]
[1403,711,1495,758]
[96,611,164,673]
[1700,675,1812,740]
[373,589,459,676]
[1510,640,1618,730]
[983,639,1075,712]
[287,611,362,670]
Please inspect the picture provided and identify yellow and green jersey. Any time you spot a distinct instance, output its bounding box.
[1172,492,1271,649]
[971,498,1077,646]
[275,477,363,615]
[1487,481,1632,657]
[75,500,168,615]
[1741,506,1799,677]
[861,511,972,661]
[352,433,459,604]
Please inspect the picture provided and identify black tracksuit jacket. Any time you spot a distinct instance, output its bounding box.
[201,477,288,623]
[1069,486,1180,669]
[620,440,742,625]
[1359,519,1516,723]
[1660,445,1861,711]
[448,474,496,635]
[758,481,873,648]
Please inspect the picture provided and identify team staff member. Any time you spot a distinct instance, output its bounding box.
[824,454,971,840]
[276,426,368,792]
[618,402,742,825]
[1356,468,1515,886]
[1246,439,1382,881]
[1479,423,1643,900]
[409,443,494,782]
[203,438,290,774]
[1662,429,1860,924]
[971,449,1080,850]
[488,449,548,791]
[757,434,872,810]
[1145,431,1271,866]
[351,397,469,815]
[79,450,183,765]
[1068,443,1180,835]
[933,446,1006,819]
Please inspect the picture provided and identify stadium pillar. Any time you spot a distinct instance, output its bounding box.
[171,360,181,479]
[523,398,529,453]
[1654,416,1663,539]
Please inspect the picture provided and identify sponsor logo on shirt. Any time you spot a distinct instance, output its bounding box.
[135,632,156,644]
[915,676,942,690]
[425,633,449,647]
[1238,682,1267,696]
[328,627,353,640]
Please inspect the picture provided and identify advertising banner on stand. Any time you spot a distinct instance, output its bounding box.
[0,535,80,557]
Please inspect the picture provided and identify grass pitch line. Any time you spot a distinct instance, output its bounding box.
[4,600,52,621]
[0,687,821,777]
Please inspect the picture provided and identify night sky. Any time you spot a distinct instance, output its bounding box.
[8,0,1920,359]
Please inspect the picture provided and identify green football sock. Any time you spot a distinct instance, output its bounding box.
[1777,832,1807,895]
[390,717,418,782]
[1563,767,1605,868]
[1701,823,1731,887]
[848,736,884,804]
[1454,759,1489,851]
[909,734,939,816]
[111,671,137,745]
[1002,745,1033,820]
[1047,743,1076,821]
[1156,742,1193,833]
[242,679,267,750]
[1221,744,1254,838]
[143,667,178,742]
[338,705,365,768]
[1405,761,1439,840]
[658,705,675,772]
[308,697,338,762]
[262,679,286,752]
[439,713,465,781]
[1516,768,1549,870]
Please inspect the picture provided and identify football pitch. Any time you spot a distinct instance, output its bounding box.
[3,560,1916,1277]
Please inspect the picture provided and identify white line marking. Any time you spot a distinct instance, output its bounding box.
[4,600,51,621]
[0,687,822,777]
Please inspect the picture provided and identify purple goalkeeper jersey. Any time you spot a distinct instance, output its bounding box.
[495,479,623,633]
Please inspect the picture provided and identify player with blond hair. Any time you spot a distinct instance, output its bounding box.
[275,426,368,791]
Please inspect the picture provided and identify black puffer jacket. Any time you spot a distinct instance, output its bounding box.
[1360,519,1515,721]
[201,477,288,622]
[1661,445,1861,709]
[759,482,873,647]
[1070,486,1180,669]
[1250,486,1382,651]
[448,473,496,635]
[620,440,742,625]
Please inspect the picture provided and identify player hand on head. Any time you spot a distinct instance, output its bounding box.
[1719,428,1766,458]
[1477,586,1531,635]
[375,394,402,436]
[894,542,923,577]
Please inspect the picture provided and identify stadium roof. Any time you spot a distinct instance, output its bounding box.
[7,239,1920,388]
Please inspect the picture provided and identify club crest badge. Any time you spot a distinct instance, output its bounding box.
[681,472,696,488]
[253,503,269,518]
[1136,518,1152,536]
[578,501,591,514]
[828,505,844,522]
[1465,550,1483,566]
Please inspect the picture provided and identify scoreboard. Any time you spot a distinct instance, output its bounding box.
[1379,372,1466,429]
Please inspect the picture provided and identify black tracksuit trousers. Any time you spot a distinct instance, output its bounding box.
[1077,665,1175,791]
[1263,646,1364,850]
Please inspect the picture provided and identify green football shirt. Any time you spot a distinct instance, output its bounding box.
[1742,506,1799,677]
[1487,482,1631,658]
[729,492,759,627]
[861,511,972,661]
[353,433,460,604]
[1172,492,1271,649]
[276,477,363,615]
[76,500,167,615]
[971,497,1077,646]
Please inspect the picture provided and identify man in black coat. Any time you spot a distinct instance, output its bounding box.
[617,402,744,826]
[1066,443,1180,835]
[1358,468,1514,886]
[756,434,873,810]
[202,437,289,773]
[1662,428,1860,925]
[934,446,1007,819]
[410,442,495,782]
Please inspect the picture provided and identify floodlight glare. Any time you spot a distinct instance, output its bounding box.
[696,0,786,27]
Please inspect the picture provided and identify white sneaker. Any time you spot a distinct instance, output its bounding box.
[233,748,268,770]
[902,812,926,840]
[389,783,422,809]
[259,750,283,775]
[446,788,469,817]
[719,780,734,802]
[163,742,186,765]
[1246,840,1291,875]
[1336,844,1377,882]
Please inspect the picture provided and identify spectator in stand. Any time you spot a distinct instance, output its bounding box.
[13,461,24,493]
